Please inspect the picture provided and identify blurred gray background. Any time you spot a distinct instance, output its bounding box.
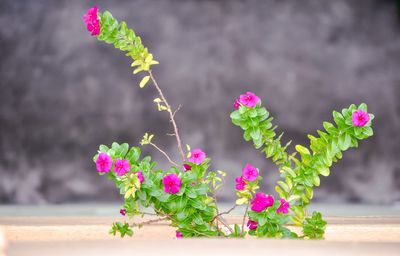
[0,0,399,205]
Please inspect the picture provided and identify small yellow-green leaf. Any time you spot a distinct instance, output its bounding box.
[131,60,141,67]
[235,197,248,205]
[217,170,226,177]
[150,60,159,65]
[277,181,290,192]
[145,54,153,63]
[159,105,169,111]
[139,76,150,88]
[318,167,330,177]
[133,67,143,74]
[204,197,214,205]
[295,145,310,155]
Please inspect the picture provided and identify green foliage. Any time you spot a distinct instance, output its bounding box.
[96,11,159,83]
[109,222,133,237]
[94,143,224,237]
[248,201,297,238]
[302,211,327,239]
[231,103,374,238]
[89,7,375,241]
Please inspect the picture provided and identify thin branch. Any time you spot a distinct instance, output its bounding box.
[130,216,169,227]
[148,70,186,163]
[216,216,233,234]
[149,142,179,167]
[172,104,182,118]
[211,205,237,222]
[240,205,249,236]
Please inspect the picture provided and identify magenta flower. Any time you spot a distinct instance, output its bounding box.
[247,219,258,230]
[233,99,240,109]
[183,164,192,172]
[96,153,112,173]
[83,6,100,36]
[235,176,246,191]
[163,173,182,194]
[276,198,290,214]
[188,149,206,165]
[239,92,260,108]
[352,110,370,127]
[136,172,144,183]
[120,208,126,216]
[176,231,183,238]
[242,163,259,182]
[250,192,274,212]
[114,159,130,176]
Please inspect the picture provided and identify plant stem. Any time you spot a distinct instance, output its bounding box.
[130,216,169,227]
[149,142,179,167]
[240,205,249,236]
[211,205,237,222]
[216,216,233,234]
[148,70,186,163]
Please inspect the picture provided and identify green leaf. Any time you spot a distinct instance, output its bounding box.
[236,197,248,205]
[139,75,150,88]
[312,175,320,186]
[318,167,330,177]
[230,110,241,120]
[133,67,143,74]
[295,145,310,155]
[277,181,290,192]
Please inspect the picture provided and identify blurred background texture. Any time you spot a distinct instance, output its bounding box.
[0,0,399,205]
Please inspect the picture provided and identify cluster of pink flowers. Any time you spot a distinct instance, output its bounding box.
[83,6,100,36]
[235,163,259,191]
[95,153,145,183]
[352,110,369,127]
[250,192,274,212]
[234,92,260,109]
[162,149,206,194]
[250,193,289,214]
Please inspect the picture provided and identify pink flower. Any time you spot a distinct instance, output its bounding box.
[136,172,144,183]
[183,164,192,172]
[352,110,370,127]
[176,231,183,238]
[239,92,260,108]
[163,173,182,194]
[276,198,290,214]
[83,6,100,36]
[114,159,130,176]
[188,149,206,165]
[250,192,274,212]
[235,176,246,191]
[247,219,258,230]
[120,208,126,216]
[242,163,259,182]
[233,99,240,109]
[96,153,112,173]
